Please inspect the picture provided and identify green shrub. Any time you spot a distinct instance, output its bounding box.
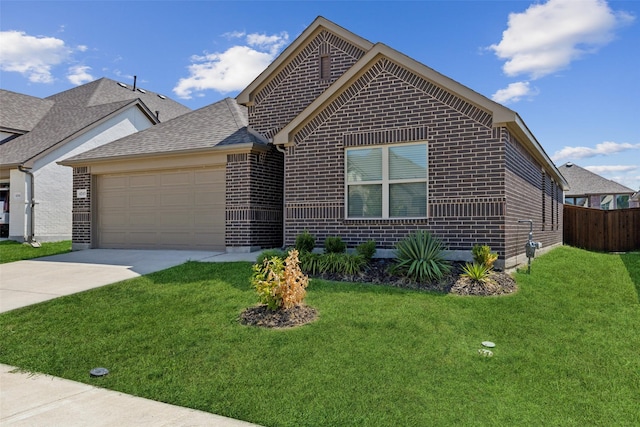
[256,249,286,268]
[324,236,346,254]
[339,253,367,275]
[471,244,498,270]
[251,249,309,311]
[461,262,492,284]
[392,230,451,282]
[356,240,377,261]
[300,252,322,276]
[295,231,315,253]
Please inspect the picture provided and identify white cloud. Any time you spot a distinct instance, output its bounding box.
[173,31,289,99]
[490,0,634,79]
[491,81,538,103]
[0,30,71,83]
[552,141,640,161]
[584,165,636,174]
[67,65,94,85]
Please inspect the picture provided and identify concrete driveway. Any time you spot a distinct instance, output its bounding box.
[0,249,259,313]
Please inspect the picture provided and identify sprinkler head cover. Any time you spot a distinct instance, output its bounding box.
[90,367,109,377]
[482,341,496,348]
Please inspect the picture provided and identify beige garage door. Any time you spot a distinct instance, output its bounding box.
[97,167,225,250]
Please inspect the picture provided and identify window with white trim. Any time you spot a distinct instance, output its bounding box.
[345,142,428,219]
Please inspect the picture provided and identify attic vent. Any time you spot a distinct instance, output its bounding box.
[158,94,166,100]
[137,88,146,94]
[319,55,330,80]
[117,82,127,88]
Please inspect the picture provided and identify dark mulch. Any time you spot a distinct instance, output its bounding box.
[313,258,518,296]
[240,304,318,329]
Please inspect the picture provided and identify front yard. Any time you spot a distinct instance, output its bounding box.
[0,246,638,426]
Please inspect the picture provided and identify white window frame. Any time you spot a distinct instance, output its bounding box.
[344,141,428,219]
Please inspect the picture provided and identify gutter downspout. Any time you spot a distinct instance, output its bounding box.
[17,165,40,247]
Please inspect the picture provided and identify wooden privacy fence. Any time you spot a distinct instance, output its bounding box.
[564,205,640,252]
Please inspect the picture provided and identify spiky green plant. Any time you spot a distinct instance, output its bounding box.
[392,230,451,282]
[295,231,315,253]
[461,262,492,284]
[471,244,498,270]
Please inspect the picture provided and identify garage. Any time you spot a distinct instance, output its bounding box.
[96,167,225,250]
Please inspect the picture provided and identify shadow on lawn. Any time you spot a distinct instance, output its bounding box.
[619,252,640,302]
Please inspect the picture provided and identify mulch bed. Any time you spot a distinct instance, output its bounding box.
[240,304,318,329]
[240,258,517,328]
[315,258,518,296]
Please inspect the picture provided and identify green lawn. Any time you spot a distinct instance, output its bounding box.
[0,246,638,426]
[0,240,71,263]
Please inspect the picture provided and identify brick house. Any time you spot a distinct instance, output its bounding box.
[238,17,567,269]
[63,17,566,269]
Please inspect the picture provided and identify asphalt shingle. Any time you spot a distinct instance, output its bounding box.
[559,162,635,195]
[65,98,264,162]
[0,90,53,133]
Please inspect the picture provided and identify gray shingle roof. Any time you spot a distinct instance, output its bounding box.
[559,162,635,195]
[0,89,53,133]
[64,98,265,162]
[0,100,138,165]
[46,78,190,121]
[0,78,190,166]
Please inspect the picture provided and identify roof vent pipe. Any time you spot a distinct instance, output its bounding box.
[155,110,160,121]
[133,75,137,92]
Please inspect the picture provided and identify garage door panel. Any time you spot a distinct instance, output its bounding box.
[162,172,191,186]
[129,174,158,188]
[130,194,159,208]
[97,167,225,250]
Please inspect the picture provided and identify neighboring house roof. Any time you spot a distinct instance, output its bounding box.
[0,89,54,134]
[0,78,190,168]
[46,78,190,121]
[238,16,567,190]
[0,99,150,167]
[559,162,635,196]
[61,98,267,165]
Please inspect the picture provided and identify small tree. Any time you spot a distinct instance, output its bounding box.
[251,249,309,311]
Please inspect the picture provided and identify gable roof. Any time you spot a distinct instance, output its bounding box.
[269,36,568,190]
[47,78,190,121]
[0,78,190,167]
[61,98,267,165]
[237,16,374,106]
[0,99,152,167]
[0,89,54,134]
[559,162,635,196]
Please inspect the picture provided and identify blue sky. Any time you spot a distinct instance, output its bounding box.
[1,0,639,190]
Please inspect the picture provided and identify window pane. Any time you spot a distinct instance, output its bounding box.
[347,149,382,182]
[390,183,426,217]
[600,195,613,210]
[348,185,382,217]
[389,145,427,180]
[564,197,575,205]
[616,195,629,209]
[576,197,588,207]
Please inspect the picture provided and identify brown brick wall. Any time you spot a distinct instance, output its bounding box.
[226,145,284,248]
[282,57,508,257]
[71,166,92,246]
[504,128,563,263]
[248,30,366,140]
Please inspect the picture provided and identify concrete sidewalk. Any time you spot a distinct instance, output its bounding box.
[0,364,261,426]
[0,249,262,427]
